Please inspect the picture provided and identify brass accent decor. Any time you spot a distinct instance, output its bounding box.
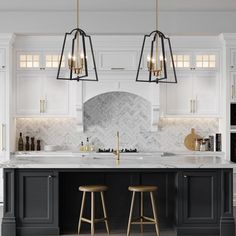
[57,0,98,81]
[136,0,177,84]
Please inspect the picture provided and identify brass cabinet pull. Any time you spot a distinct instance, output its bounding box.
[0,124,6,151]
[43,100,46,113]
[110,68,125,70]
[190,100,193,113]
[193,100,196,114]
[40,100,44,113]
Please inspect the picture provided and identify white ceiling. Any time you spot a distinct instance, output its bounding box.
[1,0,236,12]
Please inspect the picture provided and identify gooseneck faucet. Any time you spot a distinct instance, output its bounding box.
[114,131,120,163]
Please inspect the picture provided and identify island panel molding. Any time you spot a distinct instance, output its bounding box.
[1,168,235,236]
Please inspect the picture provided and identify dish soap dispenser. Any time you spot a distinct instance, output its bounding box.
[85,138,90,152]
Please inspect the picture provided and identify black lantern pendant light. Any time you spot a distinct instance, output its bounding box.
[57,0,98,81]
[136,0,177,84]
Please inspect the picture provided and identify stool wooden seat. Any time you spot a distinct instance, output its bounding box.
[78,185,109,235]
[127,185,160,236]
[128,186,157,192]
[79,185,108,192]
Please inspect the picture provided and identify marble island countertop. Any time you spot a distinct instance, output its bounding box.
[0,152,234,169]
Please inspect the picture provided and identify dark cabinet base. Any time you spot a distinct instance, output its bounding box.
[2,168,235,236]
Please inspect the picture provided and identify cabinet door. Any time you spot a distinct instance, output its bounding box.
[182,171,218,224]
[17,51,42,71]
[16,74,43,115]
[43,76,71,116]
[0,71,6,157]
[230,72,236,102]
[193,72,219,116]
[18,171,56,225]
[98,50,138,71]
[230,49,236,70]
[165,73,193,115]
[0,49,6,70]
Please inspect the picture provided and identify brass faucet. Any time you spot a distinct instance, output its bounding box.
[114,131,120,163]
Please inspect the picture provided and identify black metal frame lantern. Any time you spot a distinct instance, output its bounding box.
[57,0,98,82]
[136,30,177,84]
[136,0,177,84]
[57,28,98,81]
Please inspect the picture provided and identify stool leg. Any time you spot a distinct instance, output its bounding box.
[150,192,160,236]
[91,192,95,236]
[140,192,144,233]
[100,191,110,234]
[78,191,86,235]
[127,192,135,236]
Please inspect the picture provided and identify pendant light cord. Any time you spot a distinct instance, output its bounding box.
[77,0,79,28]
[156,0,159,31]
[155,0,159,69]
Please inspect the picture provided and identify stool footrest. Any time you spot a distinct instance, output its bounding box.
[81,217,108,224]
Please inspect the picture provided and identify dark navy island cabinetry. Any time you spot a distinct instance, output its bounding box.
[2,168,235,236]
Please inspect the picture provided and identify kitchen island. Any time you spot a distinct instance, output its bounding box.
[0,153,235,236]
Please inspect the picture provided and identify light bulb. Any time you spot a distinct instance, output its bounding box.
[80,52,84,59]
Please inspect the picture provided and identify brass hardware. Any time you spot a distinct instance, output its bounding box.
[113,131,120,163]
[40,100,44,113]
[184,175,187,178]
[43,100,46,113]
[190,100,193,113]
[1,66,5,69]
[48,175,52,179]
[193,100,196,113]
[111,68,125,70]
[0,124,6,151]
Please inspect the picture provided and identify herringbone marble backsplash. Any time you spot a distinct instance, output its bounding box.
[16,92,219,152]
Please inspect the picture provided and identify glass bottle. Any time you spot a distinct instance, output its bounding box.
[18,132,24,151]
[25,136,30,151]
[85,138,90,152]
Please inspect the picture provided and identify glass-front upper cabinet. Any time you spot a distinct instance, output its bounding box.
[169,51,218,71]
[17,51,65,71]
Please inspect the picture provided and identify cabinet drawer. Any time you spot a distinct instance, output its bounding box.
[98,50,138,71]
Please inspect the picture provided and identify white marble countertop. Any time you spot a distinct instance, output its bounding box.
[0,152,234,169]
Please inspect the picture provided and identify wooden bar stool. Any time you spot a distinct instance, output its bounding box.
[78,185,110,235]
[127,186,160,236]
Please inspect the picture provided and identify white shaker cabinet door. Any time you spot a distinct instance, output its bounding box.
[165,73,193,116]
[16,74,43,116]
[0,49,5,70]
[43,76,71,116]
[0,71,6,157]
[192,72,219,116]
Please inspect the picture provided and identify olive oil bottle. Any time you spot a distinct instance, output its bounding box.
[18,132,24,151]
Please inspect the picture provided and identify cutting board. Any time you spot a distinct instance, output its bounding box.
[184,128,201,151]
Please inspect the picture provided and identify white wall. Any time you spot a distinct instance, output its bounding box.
[0,11,236,35]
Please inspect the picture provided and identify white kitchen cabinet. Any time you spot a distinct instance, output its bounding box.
[43,76,70,115]
[0,48,6,70]
[0,50,6,204]
[230,72,236,102]
[98,50,138,71]
[16,74,43,115]
[230,49,236,70]
[16,72,72,117]
[163,51,220,117]
[16,50,74,117]
[165,73,193,115]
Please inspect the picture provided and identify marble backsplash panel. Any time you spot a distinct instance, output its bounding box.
[16,92,219,152]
